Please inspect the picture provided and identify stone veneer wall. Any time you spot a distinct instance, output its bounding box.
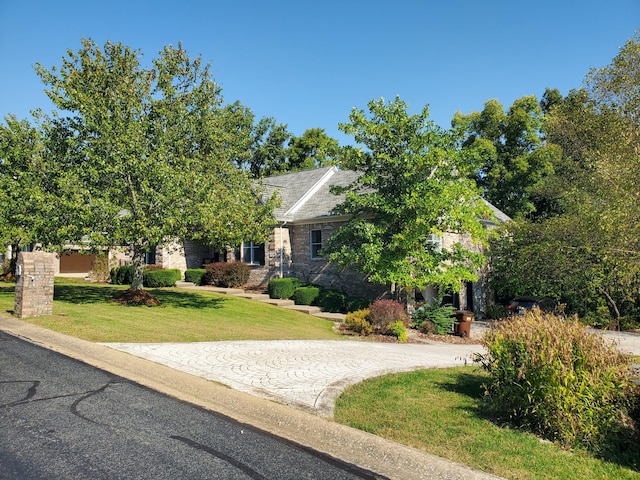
[289,221,387,299]
[14,251,56,318]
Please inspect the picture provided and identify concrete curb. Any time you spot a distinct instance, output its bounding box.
[0,315,502,480]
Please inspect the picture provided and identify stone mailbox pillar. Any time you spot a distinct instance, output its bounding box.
[14,251,56,318]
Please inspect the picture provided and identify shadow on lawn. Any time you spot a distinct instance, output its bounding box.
[54,285,225,309]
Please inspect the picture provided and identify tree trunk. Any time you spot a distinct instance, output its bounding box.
[9,242,20,277]
[130,247,145,290]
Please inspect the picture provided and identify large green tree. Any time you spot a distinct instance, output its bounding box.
[325,97,491,300]
[453,96,560,219]
[490,33,640,322]
[35,39,277,290]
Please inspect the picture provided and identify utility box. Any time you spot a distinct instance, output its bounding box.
[14,251,56,318]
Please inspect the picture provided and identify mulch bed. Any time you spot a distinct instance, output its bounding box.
[112,289,161,306]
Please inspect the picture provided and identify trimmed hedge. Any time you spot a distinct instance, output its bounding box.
[184,268,205,285]
[268,278,296,299]
[110,265,181,287]
[143,268,181,287]
[110,265,133,285]
[316,288,347,313]
[292,286,320,305]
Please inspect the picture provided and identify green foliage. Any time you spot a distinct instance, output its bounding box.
[325,96,490,294]
[111,265,180,287]
[343,309,373,335]
[475,310,639,453]
[316,288,348,313]
[33,39,278,289]
[412,301,455,335]
[292,286,320,305]
[453,96,559,219]
[491,33,640,325]
[344,296,371,313]
[143,269,181,288]
[202,262,251,288]
[184,268,205,285]
[483,304,508,320]
[386,320,408,342]
[267,277,296,299]
[110,266,133,285]
[368,299,409,330]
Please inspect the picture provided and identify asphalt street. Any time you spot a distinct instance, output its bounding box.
[0,315,502,480]
[0,331,387,480]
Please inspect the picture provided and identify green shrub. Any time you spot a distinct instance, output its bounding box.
[412,301,455,335]
[110,265,133,285]
[369,299,409,330]
[475,310,639,454]
[268,278,296,299]
[387,320,408,342]
[316,288,347,313]
[292,286,320,305]
[202,262,251,288]
[143,268,181,287]
[184,268,205,285]
[484,304,508,320]
[343,309,373,335]
[345,296,371,313]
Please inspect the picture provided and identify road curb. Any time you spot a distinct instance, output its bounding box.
[0,315,502,480]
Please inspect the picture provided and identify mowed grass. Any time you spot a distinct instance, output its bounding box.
[334,367,640,480]
[0,280,342,342]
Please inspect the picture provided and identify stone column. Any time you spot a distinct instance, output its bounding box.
[14,251,56,318]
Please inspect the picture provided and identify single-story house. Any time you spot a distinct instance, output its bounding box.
[54,166,509,316]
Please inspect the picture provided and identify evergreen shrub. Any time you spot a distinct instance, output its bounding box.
[268,278,296,299]
[110,265,133,285]
[412,302,455,335]
[292,286,320,305]
[202,262,250,288]
[316,288,348,313]
[143,268,181,287]
[184,268,205,285]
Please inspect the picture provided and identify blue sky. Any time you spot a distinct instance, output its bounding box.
[0,1,638,145]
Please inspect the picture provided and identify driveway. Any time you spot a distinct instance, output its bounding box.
[102,322,640,418]
[102,339,482,417]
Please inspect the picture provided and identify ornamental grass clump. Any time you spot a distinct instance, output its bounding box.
[475,309,639,455]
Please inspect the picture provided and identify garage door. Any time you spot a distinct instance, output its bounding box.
[59,252,96,274]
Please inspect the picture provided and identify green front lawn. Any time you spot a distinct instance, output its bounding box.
[0,280,342,342]
[334,367,640,480]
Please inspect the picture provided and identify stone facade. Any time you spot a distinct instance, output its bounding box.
[14,251,56,318]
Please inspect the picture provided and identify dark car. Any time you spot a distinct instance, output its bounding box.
[507,297,543,316]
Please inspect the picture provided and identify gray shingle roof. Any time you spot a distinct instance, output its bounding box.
[257,167,510,225]
[258,166,358,223]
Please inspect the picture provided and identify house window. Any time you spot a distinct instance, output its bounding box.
[426,233,442,253]
[145,248,157,265]
[241,242,265,266]
[310,229,322,259]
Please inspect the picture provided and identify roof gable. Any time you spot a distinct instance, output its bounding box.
[260,167,357,222]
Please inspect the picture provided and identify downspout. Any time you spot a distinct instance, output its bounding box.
[279,221,288,278]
